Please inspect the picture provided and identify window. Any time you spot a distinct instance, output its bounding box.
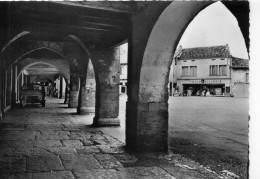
[219,65,227,76]
[246,73,249,83]
[182,66,189,76]
[210,65,218,75]
[190,66,197,76]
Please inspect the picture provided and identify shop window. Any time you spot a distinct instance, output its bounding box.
[182,66,189,76]
[219,65,227,76]
[210,65,218,76]
[121,86,126,93]
[190,66,197,76]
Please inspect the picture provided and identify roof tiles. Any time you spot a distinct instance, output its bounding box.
[177,45,230,60]
[231,56,249,68]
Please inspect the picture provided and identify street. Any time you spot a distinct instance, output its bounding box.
[116,95,249,178]
[168,96,249,178]
[118,95,248,162]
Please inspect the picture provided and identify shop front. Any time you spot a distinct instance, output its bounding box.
[178,79,231,96]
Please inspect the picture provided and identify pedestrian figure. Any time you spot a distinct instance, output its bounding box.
[204,88,207,97]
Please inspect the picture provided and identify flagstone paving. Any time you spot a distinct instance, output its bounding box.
[0,98,223,179]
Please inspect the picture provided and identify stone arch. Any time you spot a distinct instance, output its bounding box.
[14,47,67,65]
[68,34,99,115]
[67,34,98,79]
[139,1,249,102]
[1,31,30,53]
[126,1,249,151]
[3,41,82,72]
[17,60,69,84]
[14,47,70,83]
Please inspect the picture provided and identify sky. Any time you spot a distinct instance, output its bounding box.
[178,1,249,59]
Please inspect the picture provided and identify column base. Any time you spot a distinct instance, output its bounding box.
[93,117,120,127]
[126,133,168,152]
[68,90,79,108]
[68,103,78,108]
[126,101,169,152]
[11,92,17,106]
[77,107,95,115]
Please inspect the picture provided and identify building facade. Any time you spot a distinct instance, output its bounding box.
[119,43,128,94]
[170,45,249,97]
[230,57,249,97]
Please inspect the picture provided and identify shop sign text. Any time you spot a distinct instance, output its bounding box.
[191,80,222,84]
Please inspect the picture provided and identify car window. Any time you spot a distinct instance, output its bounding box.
[23,84,42,90]
[33,85,42,90]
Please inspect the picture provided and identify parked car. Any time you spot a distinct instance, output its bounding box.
[20,83,45,107]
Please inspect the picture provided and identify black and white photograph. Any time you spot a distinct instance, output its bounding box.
[0,1,258,179]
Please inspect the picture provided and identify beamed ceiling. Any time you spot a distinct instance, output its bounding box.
[0,1,151,47]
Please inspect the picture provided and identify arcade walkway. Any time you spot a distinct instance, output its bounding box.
[0,98,221,179]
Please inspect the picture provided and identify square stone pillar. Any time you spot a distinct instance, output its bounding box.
[68,70,80,108]
[125,11,171,152]
[91,47,120,126]
[0,67,3,120]
[11,65,17,106]
[77,59,96,115]
[126,101,168,152]
[6,67,12,107]
[59,76,63,99]
[64,84,69,104]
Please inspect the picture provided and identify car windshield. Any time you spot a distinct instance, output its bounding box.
[23,84,43,90]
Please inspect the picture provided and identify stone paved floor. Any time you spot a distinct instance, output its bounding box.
[0,98,224,179]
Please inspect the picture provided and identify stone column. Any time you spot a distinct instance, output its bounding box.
[0,65,3,119]
[125,8,171,152]
[21,73,24,86]
[27,75,30,83]
[77,60,96,115]
[64,84,69,104]
[59,76,63,99]
[68,68,80,108]
[77,73,86,114]
[17,75,22,103]
[6,67,12,107]
[91,47,120,126]
[11,65,17,106]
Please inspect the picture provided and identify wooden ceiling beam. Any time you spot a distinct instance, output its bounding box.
[19,12,127,30]
[12,2,131,21]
